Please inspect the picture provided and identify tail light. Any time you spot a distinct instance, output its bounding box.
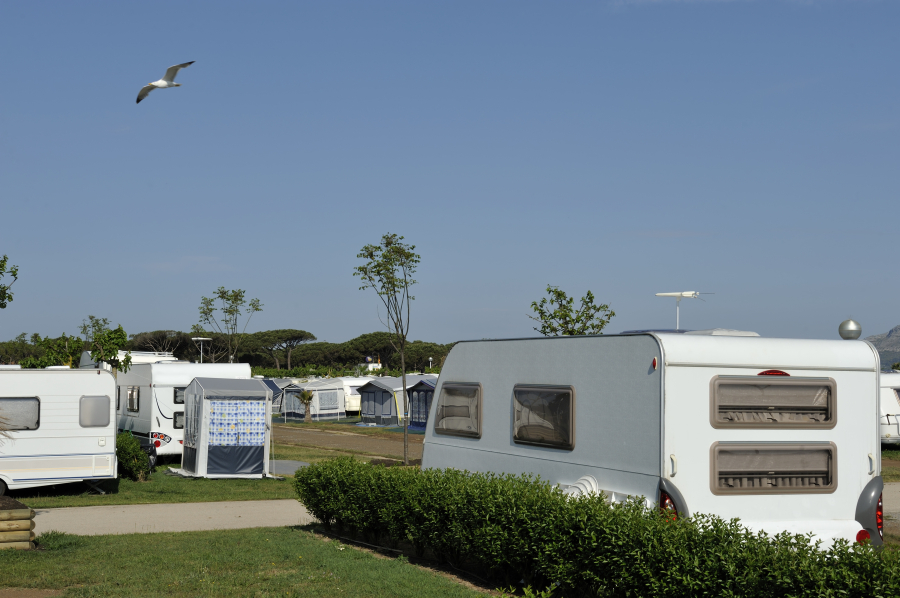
[877,493,884,539]
[154,440,161,448]
[857,530,871,544]
[659,490,677,520]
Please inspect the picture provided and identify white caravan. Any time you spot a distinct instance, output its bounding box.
[422,331,884,546]
[879,371,900,445]
[0,366,117,495]
[337,377,371,414]
[80,352,251,456]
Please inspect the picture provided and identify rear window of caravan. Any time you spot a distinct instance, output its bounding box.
[174,387,186,405]
[711,442,836,495]
[711,377,836,429]
[0,397,40,430]
[80,395,110,428]
[434,383,481,438]
[513,385,575,450]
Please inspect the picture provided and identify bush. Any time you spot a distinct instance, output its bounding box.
[116,432,151,482]
[294,458,900,597]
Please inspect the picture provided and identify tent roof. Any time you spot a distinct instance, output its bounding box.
[408,378,436,390]
[285,378,347,392]
[189,377,272,399]
[357,375,438,393]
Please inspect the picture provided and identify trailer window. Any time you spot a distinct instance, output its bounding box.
[174,411,185,429]
[174,387,186,405]
[80,396,110,428]
[711,377,836,429]
[434,383,481,438]
[126,386,140,413]
[117,386,121,411]
[0,397,40,430]
[711,442,836,495]
[513,385,575,450]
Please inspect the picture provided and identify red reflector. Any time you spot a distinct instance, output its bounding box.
[659,490,677,520]
[179,440,183,444]
[154,440,161,448]
[857,529,871,544]
[758,370,790,376]
[652,357,658,370]
[877,493,884,538]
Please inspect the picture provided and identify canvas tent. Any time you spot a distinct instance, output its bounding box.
[181,378,272,478]
[282,378,347,421]
[359,375,438,426]
[408,378,436,428]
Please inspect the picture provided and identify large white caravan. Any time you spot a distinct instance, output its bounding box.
[0,366,117,494]
[879,371,900,445]
[422,331,884,546]
[81,352,251,456]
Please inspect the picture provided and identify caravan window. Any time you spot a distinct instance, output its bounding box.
[174,387,186,405]
[117,386,121,411]
[174,411,185,429]
[80,396,110,428]
[513,385,575,450]
[434,383,481,438]
[0,397,40,430]
[711,377,836,429]
[711,442,836,495]
[126,386,140,413]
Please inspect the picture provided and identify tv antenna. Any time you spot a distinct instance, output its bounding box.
[655,291,713,330]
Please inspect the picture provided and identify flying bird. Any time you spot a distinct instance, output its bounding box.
[136,61,195,104]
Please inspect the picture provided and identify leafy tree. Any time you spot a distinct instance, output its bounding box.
[354,233,420,465]
[79,315,110,344]
[892,362,900,371]
[256,329,317,369]
[0,255,19,310]
[19,334,84,368]
[87,325,132,373]
[529,285,615,336]
[130,330,185,354]
[299,389,314,423]
[198,288,263,363]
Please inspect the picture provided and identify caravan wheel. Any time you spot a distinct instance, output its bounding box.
[0,479,6,496]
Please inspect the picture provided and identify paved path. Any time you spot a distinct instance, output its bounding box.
[273,425,423,460]
[33,499,314,536]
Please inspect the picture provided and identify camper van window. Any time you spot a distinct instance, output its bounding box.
[116,386,121,411]
[0,397,40,430]
[79,396,110,428]
[126,386,140,413]
[174,411,185,429]
[711,442,837,495]
[434,383,481,438]
[174,387,186,405]
[512,385,575,450]
[711,377,836,429]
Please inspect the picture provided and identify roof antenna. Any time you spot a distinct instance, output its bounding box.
[655,292,714,331]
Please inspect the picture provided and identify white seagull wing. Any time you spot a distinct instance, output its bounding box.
[136,84,155,104]
[162,61,195,83]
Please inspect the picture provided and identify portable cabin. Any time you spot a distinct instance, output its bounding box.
[359,375,438,426]
[408,379,436,429]
[879,371,900,445]
[0,366,117,494]
[282,378,346,421]
[81,351,251,455]
[337,377,372,414]
[181,378,271,478]
[422,331,884,547]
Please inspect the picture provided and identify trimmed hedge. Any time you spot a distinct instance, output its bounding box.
[116,432,151,482]
[294,458,900,597]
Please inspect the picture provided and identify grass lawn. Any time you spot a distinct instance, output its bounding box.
[271,443,374,464]
[0,527,486,598]
[883,449,900,483]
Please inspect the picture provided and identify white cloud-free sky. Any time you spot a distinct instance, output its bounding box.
[1,1,897,344]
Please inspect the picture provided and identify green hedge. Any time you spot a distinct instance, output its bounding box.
[294,458,900,597]
[116,432,151,482]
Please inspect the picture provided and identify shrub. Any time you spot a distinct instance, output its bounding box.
[294,459,900,597]
[116,432,150,482]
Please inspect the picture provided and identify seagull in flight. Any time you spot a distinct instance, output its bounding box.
[136,61,195,104]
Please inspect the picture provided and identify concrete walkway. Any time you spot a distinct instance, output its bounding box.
[33,499,315,536]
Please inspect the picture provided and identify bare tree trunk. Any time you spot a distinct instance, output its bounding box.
[401,347,408,465]
[305,401,311,423]
[273,354,280,369]
[287,348,292,371]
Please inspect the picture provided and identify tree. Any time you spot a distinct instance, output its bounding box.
[0,255,18,310]
[87,325,132,373]
[130,330,185,354]
[529,285,615,336]
[19,334,84,368]
[298,389,314,423]
[79,315,110,344]
[354,233,420,465]
[256,329,317,369]
[198,288,263,363]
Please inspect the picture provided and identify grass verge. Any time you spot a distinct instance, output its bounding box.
[0,526,485,598]
[883,449,900,483]
[275,419,425,441]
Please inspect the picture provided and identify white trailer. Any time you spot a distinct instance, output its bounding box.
[81,352,250,456]
[0,366,117,495]
[879,371,900,445]
[422,331,884,547]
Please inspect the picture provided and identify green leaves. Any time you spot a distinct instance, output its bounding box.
[0,254,19,310]
[89,325,132,373]
[529,285,616,337]
[198,287,263,363]
[19,333,84,368]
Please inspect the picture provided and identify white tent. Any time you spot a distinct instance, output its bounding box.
[282,378,346,421]
[181,378,272,478]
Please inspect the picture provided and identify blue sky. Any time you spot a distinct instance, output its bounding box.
[1,1,898,344]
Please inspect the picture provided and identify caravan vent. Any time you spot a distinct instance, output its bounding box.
[711,442,836,495]
[711,376,835,429]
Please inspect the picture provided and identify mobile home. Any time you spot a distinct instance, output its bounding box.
[359,375,438,426]
[81,352,250,455]
[422,331,884,546]
[0,366,117,494]
[879,371,900,445]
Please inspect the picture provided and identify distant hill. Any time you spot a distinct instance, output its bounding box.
[865,325,900,369]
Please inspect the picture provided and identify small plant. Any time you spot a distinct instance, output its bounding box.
[35,530,82,550]
[298,390,314,423]
[116,432,151,481]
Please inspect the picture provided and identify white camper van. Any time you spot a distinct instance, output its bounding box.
[879,371,900,445]
[0,366,117,495]
[80,351,251,456]
[422,331,884,546]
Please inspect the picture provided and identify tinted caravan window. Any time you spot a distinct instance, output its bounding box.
[711,442,836,495]
[0,397,40,430]
[513,385,575,450]
[174,387,186,405]
[711,377,835,429]
[80,395,110,428]
[434,383,481,438]
[174,411,185,429]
